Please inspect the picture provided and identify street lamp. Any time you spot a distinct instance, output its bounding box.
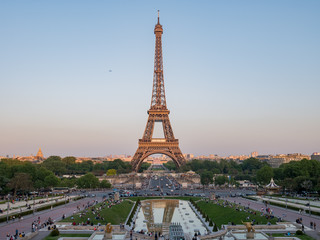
[6,194,10,223]
[308,193,311,216]
[33,197,35,215]
[285,188,287,210]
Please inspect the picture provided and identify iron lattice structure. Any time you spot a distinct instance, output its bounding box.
[131,14,186,172]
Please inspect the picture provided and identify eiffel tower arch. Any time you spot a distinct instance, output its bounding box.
[131,12,186,172]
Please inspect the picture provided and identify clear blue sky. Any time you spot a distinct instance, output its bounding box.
[1,1,319,157]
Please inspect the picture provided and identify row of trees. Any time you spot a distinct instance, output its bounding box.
[0,157,124,196]
[165,158,320,193]
[40,156,132,175]
[2,155,319,196]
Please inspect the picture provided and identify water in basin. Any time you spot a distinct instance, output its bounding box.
[91,234,125,240]
[134,199,208,236]
[91,235,103,240]
[211,232,268,240]
[231,233,268,240]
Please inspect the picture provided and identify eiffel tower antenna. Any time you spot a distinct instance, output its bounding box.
[131,14,186,172]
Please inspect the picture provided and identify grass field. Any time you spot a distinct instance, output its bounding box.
[268,233,315,240]
[60,200,133,225]
[44,233,91,240]
[197,201,277,228]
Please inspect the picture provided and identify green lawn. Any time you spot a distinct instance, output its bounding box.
[197,201,277,228]
[44,233,91,240]
[60,200,133,225]
[268,233,315,240]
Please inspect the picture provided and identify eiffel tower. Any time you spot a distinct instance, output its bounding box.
[131,12,186,172]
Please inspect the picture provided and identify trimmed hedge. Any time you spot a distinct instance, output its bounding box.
[50,229,60,236]
[126,199,140,226]
[213,222,218,232]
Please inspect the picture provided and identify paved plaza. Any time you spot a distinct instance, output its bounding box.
[0,195,100,240]
[225,196,320,239]
[2,184,320,240]
[0,195,76,219]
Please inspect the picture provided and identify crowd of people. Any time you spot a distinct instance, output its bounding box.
[31,216,54,232]
[5,216,54,240]
[6,231,25,240]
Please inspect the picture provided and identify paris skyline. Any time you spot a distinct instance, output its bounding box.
[1,1,319,157]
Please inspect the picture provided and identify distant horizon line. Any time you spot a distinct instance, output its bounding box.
[1,151,319,159]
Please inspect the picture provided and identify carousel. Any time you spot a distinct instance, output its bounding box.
[265,178,281,195]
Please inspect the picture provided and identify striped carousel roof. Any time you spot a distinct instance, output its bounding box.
[265,178,280,189]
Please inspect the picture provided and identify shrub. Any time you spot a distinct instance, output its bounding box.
[213,222,218,232]
[209,220,213,227]
[296,230,303,235]
[50,229,60,236]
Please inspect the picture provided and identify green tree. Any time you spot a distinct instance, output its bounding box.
[59,178,77,188]
[213,222,218,231]
[300,179,313,192]
[44,174,60,188]
[241,158,265,174]
[280,178,295,192]
[76,173,100,189]
[33,167,53,189]
[107,169,117,176]
[62,156,76,166]
[42,156,66,176]
[215,175,228,186]
[163,161,177,171]
[200,170,213,186]
[292,176,309,192]
[7,173,33,197]
[282,162,302,179]
[273,168,284,180]
[100,180,112,189]
[314,177,320,194]
[138,162,151,173]
[0,175,10,194]
[256,166,274,184]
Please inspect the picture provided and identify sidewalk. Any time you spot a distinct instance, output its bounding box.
[226,197,320,240]
[0,196,95,240]
[0,196,62,210]
[253,196,320,213]
[0,196,76,219]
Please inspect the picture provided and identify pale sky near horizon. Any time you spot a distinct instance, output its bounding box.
[1,1,319,158]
